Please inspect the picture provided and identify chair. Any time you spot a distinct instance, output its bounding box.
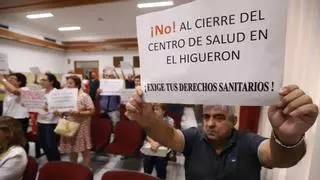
[91,116,113,152]
[167,112,182,129]
[102,170,158,180]
[38,161,93,180]
[105,121,144,156]
[120,104,130,121]
[22,156,38,180]
[27,132,42,158]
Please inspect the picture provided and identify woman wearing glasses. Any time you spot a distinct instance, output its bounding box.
[37,73,61,161]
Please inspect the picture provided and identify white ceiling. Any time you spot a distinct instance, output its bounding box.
[0,0,193,41]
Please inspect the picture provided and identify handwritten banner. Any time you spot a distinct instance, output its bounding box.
[100,79,124,96]
[120,89,136,104]
[136,0,287,105]
[29,67,41,74]
[21,90,46,113]
[0,54,9,74]
[48,89,78,112]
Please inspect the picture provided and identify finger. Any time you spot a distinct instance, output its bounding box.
[279,84,299,96]
[125,103,140,114]
[290,104,319,120]
[128,90,144,111]
[127,98,142,113]
[135,86,144,96]
[277,88,305,108]
[268,107,285,128]
[283,95,313,115]
[132,90,143,104]
[132,86,144,104]
[125,111,140,121]
[129,99,141,112]
[143,103,154,114]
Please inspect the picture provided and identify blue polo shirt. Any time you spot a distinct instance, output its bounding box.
[182,127,267,180]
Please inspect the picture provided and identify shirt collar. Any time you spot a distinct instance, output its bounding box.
[201,128,237,151]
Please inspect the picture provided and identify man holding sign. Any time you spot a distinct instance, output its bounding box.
[137,0,288,105]
[126,85,318,180]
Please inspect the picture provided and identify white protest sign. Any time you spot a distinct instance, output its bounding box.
[21,90,46,113]
[120,89,136,104]
[100,79,124,96]
[120,61,132,69]
[140,142,170,157]
[120,62,134,78]
[48,88,78,112]
[137,0,287,105]
[0,54,9,74]
[29,67,41,74]
[27,84,41,91]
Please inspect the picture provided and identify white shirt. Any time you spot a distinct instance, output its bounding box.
[0,146,28,180]
[37,89,59,124]
[2,87,29,119]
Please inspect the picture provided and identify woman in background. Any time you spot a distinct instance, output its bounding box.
[82,75,90,94]
[0,116,27,180]
[55,75,95,167]
[37,73,61,161]
[0,73,29,153]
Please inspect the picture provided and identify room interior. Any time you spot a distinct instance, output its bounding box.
[0,0,320,180]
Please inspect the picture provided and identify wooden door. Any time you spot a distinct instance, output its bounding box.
[74,61,99,79]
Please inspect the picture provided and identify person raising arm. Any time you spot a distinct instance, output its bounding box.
[126,85,318,180]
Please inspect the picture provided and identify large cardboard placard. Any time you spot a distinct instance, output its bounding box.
[136,0,287,105]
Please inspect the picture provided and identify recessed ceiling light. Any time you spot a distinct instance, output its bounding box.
[26,13,53,19]
[58,26,81,31]
[137,1,174,8]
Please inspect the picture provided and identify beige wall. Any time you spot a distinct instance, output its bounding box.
[259,0,320,180]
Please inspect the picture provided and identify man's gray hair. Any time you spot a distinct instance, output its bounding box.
[203,105,236,119]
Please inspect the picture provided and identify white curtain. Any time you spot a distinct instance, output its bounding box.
[259,0,320,180]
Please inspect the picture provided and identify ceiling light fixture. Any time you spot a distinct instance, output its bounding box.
[137,1,174,8]
[58,26,81,31]
[26,13,54,19]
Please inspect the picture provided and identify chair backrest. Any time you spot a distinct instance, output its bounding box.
[113,121,144,147]
[91,117,112,151]
[120,104,130,121]
[167,112,182,129]
[38,162,93,180]
[22,156,38,180]
[102,170,158,180]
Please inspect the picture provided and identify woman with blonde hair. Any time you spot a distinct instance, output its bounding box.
[0,116,28,180]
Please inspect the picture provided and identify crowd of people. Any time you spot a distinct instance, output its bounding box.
[0,67,318,180]
[0,67,186,180]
